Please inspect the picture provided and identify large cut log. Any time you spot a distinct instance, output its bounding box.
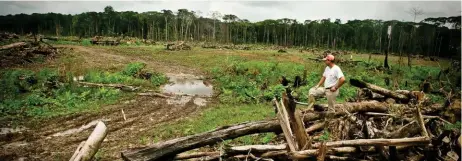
[121,121,282,161]
[0,42,27,50]
[69,141,86,161]
[72,121,108,161]
[121,101,390,161]
[312,100,387,112]
[350,79,409,102]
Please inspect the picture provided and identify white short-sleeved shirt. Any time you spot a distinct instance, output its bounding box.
[323,65,344,88]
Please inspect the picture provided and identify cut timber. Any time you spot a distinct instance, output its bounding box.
[306,122,326,133]
[121,121,282,161]
[121,101,390,161]
[414,104,429,137]
[281,93,309,150]
[350,79,409,102]
[78,82,139,91]
[312,101,387,112]
[274,98,297,152]
[69,141,86,161]
[225,144,287,154]
[0,42,27,50]
[72,121,108,161]
[312,137,430,148]
[174,152,220,160]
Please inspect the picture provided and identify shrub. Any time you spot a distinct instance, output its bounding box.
[81,39,92,46]
[122,62,146,77]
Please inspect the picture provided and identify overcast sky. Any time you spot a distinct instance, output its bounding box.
[0,1,460,23]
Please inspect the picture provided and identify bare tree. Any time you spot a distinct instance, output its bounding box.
[209,11,222,41]
[406,7,424,69]
[407,7,424,22]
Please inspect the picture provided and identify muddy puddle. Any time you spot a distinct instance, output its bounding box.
[161,73,212,107]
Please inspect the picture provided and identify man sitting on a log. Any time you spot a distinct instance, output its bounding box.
[308,54,345,111]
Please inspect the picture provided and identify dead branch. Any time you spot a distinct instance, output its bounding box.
[78,82,139,91]
[174,152,220,160]
[225,144,287,154]
[311,137,430,148]
[306,122,326,134]
[350,79,409,102]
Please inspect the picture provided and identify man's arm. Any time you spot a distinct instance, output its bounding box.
[336,77,345,88]
[316,76,326,88]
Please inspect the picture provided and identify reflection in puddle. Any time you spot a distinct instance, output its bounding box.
[161,74,212,107]
[161,74,213,97]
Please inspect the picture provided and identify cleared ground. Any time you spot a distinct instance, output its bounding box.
[0,44,451,160]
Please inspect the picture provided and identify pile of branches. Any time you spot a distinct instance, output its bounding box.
[0,41,58,67]
[120,78,461,161]
[0,32,19,41]
[166,41,192,51]
[90,36,120,46]
[202,43,251,50]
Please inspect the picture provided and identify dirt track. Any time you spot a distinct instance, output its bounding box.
[0,46,211,161]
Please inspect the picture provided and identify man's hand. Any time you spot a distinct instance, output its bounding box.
[314,85,320,89]
[330,86,337,92]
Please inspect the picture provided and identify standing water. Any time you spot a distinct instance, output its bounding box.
[161,73,213,106]
[161,74,213,97]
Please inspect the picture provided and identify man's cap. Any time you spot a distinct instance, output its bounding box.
[322,54,335,61]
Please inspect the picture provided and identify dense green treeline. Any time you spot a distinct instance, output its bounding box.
[0,6,460,57]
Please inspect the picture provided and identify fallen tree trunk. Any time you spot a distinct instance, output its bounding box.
[121,101,390,161]
[72,121,108,161]
[69,141,86,161]
[0,42,27,50]
[350,79,409,102]
[312,101,387,112]
[121,121,282,161]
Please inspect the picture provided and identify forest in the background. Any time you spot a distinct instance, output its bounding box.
[0,6,460,57]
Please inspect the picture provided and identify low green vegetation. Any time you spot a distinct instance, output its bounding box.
[149,103,275,145]
[0,62,167,118]
[84,62,167,87]
[209,56,449,104]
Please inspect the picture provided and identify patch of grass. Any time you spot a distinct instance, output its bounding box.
[0,62,167,118]
[81,39,92,46]
[122,62,146,77]
[149,103,274,144]
[84,62,168,87]
[50,40,79,45]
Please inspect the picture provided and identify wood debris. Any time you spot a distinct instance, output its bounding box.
[121,78,460,161]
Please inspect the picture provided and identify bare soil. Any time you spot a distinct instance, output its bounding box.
[0,45,212,161]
